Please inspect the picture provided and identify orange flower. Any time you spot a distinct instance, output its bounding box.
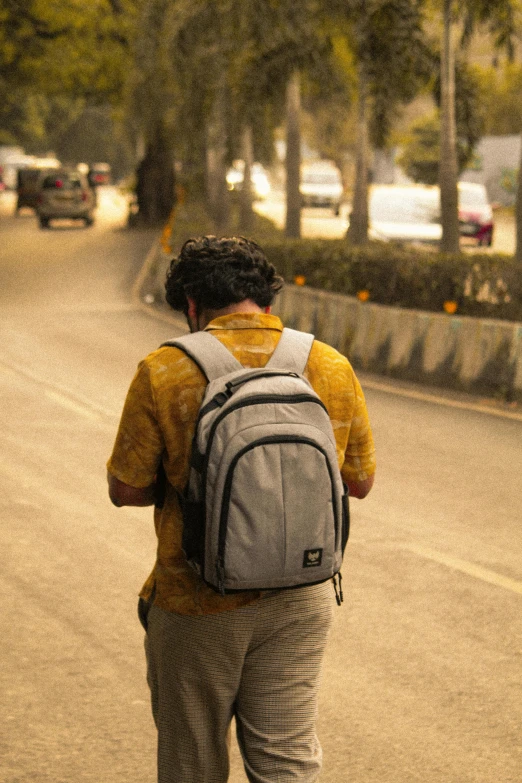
[443,300,458,314]
[294,275,306,286]
[160,207,177,253]
[356,289,370,302]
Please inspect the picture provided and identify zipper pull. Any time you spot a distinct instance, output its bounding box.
[214,390,231,406]
[216,558,226,596]
[333,573,344,606]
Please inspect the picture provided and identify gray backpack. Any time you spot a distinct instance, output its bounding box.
[162,327,349,604]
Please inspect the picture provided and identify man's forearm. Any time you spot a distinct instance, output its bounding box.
[346,473,375,499]
[107,472,157,507]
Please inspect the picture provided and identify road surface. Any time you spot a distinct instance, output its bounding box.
[0,189,521,783]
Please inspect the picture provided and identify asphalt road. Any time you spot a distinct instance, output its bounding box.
[1,189,521,783]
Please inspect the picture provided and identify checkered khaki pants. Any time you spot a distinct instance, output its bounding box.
[143,581,334,783]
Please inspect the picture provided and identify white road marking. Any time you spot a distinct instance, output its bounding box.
[43,389,106,421]
[406,544,522,595]
[0,303,139,319]
[53,302,139,314]
[0,358,119,423]
[363,377,522,422]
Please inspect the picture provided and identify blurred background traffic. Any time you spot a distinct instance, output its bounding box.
[1,1,521,257]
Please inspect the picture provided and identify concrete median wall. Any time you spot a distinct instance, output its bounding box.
[150,244,522,401]
[274,285,522,401]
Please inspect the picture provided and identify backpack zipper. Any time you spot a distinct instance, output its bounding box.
[195,371,307,424]
[198,393,327,487]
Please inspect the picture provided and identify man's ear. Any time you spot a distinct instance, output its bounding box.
[186,296,197,320]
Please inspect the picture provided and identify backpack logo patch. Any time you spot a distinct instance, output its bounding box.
[303,548,323,568]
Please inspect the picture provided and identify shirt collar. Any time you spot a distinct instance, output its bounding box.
[204,312,284,332]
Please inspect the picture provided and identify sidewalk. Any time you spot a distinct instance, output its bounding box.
[0,190,16,216]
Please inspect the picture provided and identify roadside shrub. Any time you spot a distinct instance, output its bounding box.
[261,239,522,322]
[162,200,284,253]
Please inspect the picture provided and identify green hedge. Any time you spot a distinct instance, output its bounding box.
[261,239,522,322]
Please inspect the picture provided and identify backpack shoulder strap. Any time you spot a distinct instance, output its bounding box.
[267,327,315,374]
[161,331,243,382]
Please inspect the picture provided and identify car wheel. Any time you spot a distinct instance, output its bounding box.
[39,217,50,229]
[84,215,94,227]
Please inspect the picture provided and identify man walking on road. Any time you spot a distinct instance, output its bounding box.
[107,235,376,783]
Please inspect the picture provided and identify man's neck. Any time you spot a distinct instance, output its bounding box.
[196,300,270,330]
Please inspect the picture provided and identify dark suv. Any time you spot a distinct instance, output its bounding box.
[36,169,96,228]
[16,167,49,212]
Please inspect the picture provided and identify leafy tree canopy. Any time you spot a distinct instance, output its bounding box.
[477,63,522,135]
[398,54,486,186]
[0,0,135,148]
[325,0,434,146]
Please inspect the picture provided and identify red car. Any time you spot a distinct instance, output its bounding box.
[458,182,494,246]
[87,162,111,187]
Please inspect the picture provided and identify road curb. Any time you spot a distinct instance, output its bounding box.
[130,237,185,327]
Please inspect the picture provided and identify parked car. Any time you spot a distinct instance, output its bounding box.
[36,168,96,228]
[226,161,271,200]
[368,185,441,244]
[87,162,111,187]
[0,150,37,189]
[457,182,494,246]
[365,182,494,246]
[300,162,343,215]
[16,167,51,212]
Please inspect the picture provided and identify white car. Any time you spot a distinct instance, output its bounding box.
[368,185,441,244]
[300,162,343,215]
[226,161,271,200]
[365,183,494,246]
[36,168,96,228]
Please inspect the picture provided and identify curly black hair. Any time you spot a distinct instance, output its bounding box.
[165,235,284,313]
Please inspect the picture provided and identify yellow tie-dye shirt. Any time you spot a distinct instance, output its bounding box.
[107,313,375,615]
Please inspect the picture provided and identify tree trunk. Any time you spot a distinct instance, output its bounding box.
[346,63,369,245]
[285,70,301,239]
[239,124,255,235]
[134,123,175,226]
[515,132,522,263]
[206,77,230,235]
[439,0,460,253]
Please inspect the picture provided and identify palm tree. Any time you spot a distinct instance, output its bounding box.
[439,0,461,252]
[285,71,302,238]
[346,61,370,245]
[516,134,522,262]
[437,0,517,253]
[342,0,432,245]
